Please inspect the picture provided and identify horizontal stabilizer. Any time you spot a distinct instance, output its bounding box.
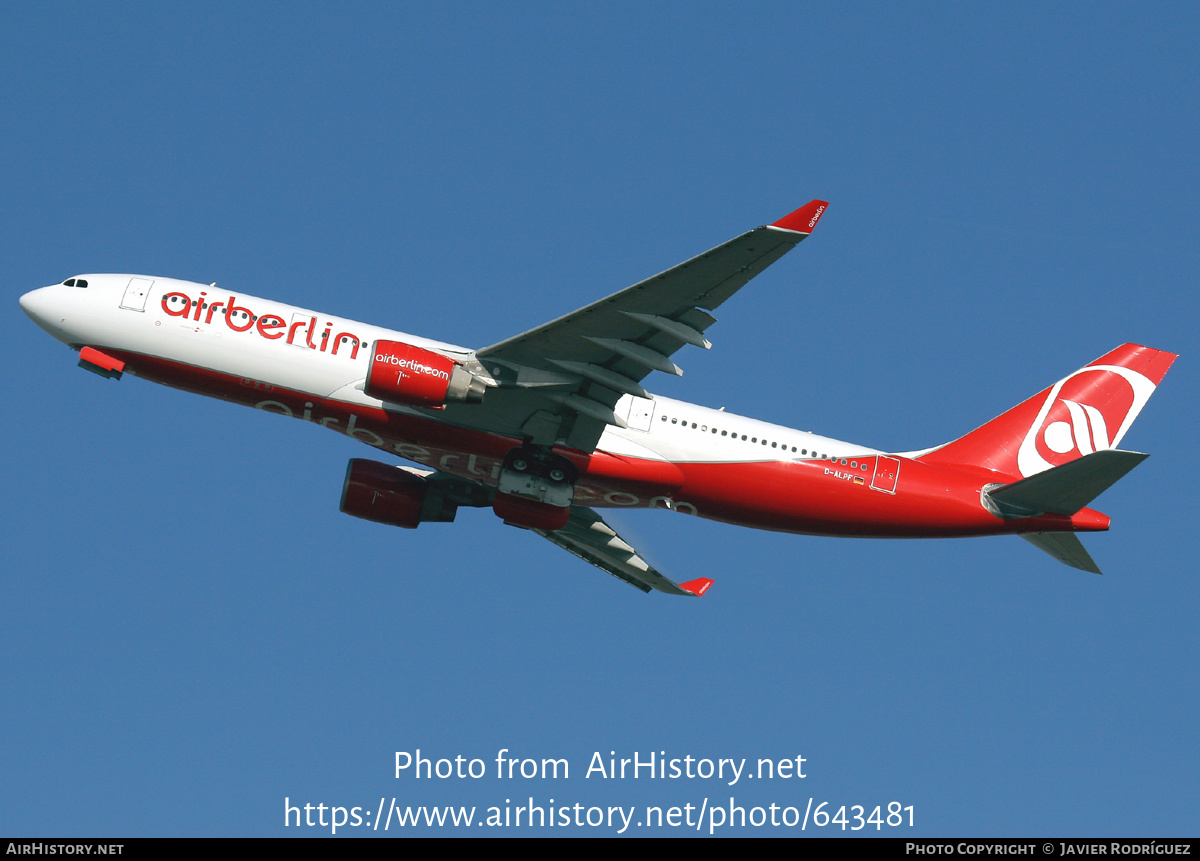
[987,449,1148,516]
[1020,533,1103,574]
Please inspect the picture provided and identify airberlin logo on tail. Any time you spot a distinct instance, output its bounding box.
[1043,399,1110,454]
[1016,364,1157,477]
[808,205,826,230]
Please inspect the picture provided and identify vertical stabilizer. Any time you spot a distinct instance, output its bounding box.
[919,344,1175,479]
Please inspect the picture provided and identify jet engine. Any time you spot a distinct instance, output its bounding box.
[493,492,572,531]
[339,458,457,529]
[364,340,486,408]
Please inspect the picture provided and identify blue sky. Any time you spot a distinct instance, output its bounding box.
[3,3,1198,837]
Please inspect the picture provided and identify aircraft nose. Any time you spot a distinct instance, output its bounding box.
[20,285,74,342]
[19,286,53,322]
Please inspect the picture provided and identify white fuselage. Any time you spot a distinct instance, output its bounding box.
[21,274,878,470]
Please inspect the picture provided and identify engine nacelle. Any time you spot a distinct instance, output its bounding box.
[493,492,571,531]
[339,458,456,529]
[365,340,486,408]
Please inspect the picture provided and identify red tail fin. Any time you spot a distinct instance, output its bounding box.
[918,344,1176,479]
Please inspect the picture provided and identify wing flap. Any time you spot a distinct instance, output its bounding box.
[533,507,710,596]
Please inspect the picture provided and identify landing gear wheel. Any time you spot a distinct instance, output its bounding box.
[498,445,579,508]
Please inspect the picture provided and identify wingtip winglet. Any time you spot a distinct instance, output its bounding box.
[679,577,715,597]
[770,200,829,235]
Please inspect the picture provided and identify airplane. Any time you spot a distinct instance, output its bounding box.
[19,200,1176,596]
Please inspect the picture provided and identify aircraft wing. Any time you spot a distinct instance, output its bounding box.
[394,467,711,595]
[463,200,829,452]
[533,506,713,596]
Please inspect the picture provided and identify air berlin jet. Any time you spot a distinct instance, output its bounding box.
[20,201,1176,595]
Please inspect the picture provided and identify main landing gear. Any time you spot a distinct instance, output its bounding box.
[493,445,578,531]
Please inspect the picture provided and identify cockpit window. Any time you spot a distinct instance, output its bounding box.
[62,278,88,288]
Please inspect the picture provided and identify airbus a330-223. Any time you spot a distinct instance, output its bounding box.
[20,200,1176,596]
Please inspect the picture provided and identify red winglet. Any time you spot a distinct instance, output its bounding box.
[770,200,829,235]
[679,577,714,597]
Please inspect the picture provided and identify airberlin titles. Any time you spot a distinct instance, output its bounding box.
[161,289,363,358]
[162,290,488,409]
